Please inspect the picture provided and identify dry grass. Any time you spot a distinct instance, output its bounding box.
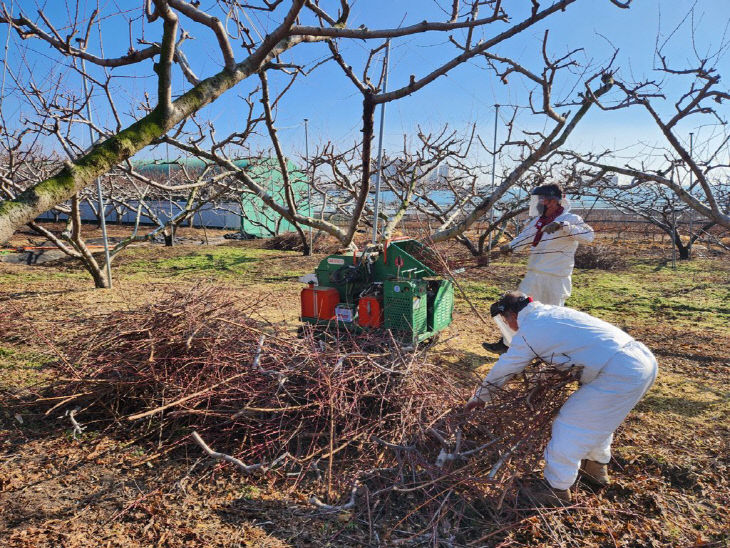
[1,233,729,546]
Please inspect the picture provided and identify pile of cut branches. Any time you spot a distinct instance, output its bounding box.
[46,288,460,475]
[264,231,309,251]
[40,287,578,544]
[574,243,627,270]
[344,366,577,544]
[264,231,342,254]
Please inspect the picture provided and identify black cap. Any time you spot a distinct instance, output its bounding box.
[531,183,563,199]
[490,291,532,317]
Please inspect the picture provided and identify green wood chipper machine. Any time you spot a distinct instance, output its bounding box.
[299,238,454,344]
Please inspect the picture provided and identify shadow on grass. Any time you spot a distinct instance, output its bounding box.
[636,392,728,418]
[651,348,721,363]
[164,253,258,273]
[451,348,497,373]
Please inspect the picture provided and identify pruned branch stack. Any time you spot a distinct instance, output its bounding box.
[40,286,578,543]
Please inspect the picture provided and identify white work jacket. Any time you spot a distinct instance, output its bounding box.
[510,208,594,278]
[476,302,634,400]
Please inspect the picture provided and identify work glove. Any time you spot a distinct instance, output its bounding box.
[500,244,513,255]
[543,221,566,234]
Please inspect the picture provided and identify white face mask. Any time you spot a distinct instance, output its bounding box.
[528,195,545,218]
[528,195,571,217]
[493,314,517,346]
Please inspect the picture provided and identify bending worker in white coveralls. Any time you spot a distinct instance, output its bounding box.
[484,183,594,353]
[467,291,657,507]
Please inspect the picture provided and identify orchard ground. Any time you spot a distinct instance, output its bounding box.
[0,223,728,546]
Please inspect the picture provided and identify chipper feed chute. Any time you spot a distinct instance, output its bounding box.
[299,239,454,343]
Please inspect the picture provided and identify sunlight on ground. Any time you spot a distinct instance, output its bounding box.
[1,238,728,546]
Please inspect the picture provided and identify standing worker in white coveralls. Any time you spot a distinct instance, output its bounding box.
[467,291,657,507]
[484,183,594,353]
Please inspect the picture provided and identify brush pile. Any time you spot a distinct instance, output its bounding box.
[45,287,579,544]
[264,231,342,254]
[574,243,627,270]
[263,231,309,251]
[334,364,577,545]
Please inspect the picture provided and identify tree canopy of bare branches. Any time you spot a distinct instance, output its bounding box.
[0,0,635,247]
[566,10,730,231]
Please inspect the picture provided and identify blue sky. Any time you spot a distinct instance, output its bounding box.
[1,0,728,166]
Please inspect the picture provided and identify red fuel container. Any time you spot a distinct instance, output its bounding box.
[358,296,383,328]
[301,286,340,320]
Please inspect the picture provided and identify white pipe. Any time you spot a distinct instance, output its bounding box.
[371,40,390,245]
[304,118,312,254]
[487,104,499,264]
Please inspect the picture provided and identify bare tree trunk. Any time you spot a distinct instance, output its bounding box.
[345,94,376,245]
[671,227,690,260]
[67,193,110,288]
[163,222,175,247]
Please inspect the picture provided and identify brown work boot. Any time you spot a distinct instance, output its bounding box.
[519,479,572,508]
[580,459,610,488]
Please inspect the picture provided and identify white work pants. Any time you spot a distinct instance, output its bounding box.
[543,341,658,490]
[518,270,571,306]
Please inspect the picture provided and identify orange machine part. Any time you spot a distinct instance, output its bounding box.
[301,286,340,320]
[358,296,383,328]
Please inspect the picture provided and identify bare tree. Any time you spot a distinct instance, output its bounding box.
[285,23,623,254]
[570,10,730,230]
[580,178,717,260]
[0,68,246,286]
[0,0,634,245]
[0,126,252,287]
[426,35,618,243]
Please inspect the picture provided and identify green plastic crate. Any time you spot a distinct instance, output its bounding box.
[427,280,454,333]
[383,280,427,339]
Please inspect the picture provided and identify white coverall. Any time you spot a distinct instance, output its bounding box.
[509,207,594,306]
[475,302,658,490]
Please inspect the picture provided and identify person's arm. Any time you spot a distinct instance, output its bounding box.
[507,220,537,253]
[472,333,536,402]
[557,214,594,244]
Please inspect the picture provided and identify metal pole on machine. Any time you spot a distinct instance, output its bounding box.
[304,118,312,254]
[671,199,677,270]
[371,40,390,245]
[688,132,694,259]
[77,39,113,288]
[303,119,315,315]
[486,104,499,265]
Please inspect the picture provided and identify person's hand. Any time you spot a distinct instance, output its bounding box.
[464,396,488,412]
[500,244,512,255]
[544,221,564,234]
